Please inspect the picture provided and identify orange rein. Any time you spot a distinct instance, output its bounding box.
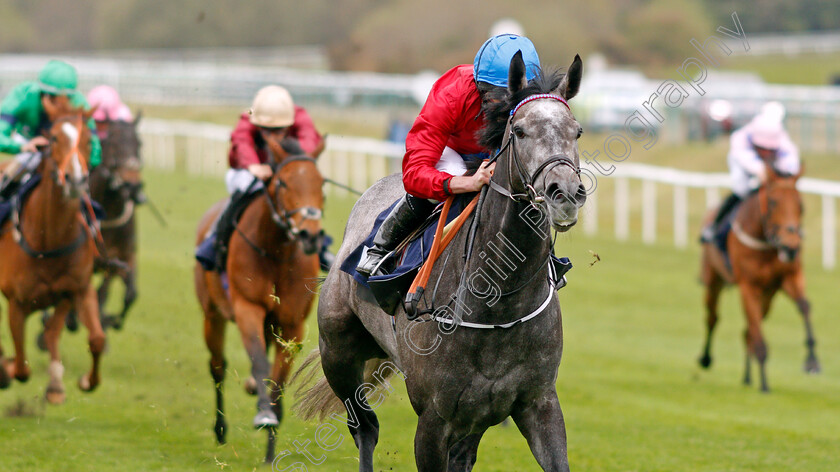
[54,117,104,253]
[405,194,480,304]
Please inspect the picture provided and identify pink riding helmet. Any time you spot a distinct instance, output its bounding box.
[87,85,134,122]
[748,113,784,150]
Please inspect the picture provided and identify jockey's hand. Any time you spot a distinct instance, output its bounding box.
[447,160,496,194]
[247,163,273,181]
[21,136,49,153]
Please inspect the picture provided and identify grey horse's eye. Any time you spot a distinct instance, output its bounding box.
[513,126,526,139]
[577,126,584,139]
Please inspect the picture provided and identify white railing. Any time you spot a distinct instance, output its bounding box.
[138,119,840,270]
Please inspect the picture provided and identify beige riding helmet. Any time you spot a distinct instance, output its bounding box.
[249,85,295,128]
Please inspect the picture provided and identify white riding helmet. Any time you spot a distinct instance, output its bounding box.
[249,85,295,128]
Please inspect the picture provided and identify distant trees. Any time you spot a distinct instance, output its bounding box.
[0,0,836,71]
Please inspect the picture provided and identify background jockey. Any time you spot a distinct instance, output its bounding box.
[197,85,331,271]
[356,34,541,276]
[87,84,135,139]
[701,101,800,242]
[0,60,102,201]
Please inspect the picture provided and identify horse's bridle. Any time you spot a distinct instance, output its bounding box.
[263,156,324,242]
[755,179,802,251]
[487,94,581,208]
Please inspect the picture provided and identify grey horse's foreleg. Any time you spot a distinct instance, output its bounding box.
[414,411,452,472]
[448,432,484,472]
[511,391,570,472]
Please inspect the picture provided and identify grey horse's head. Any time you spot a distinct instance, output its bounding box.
[482,53,586,232]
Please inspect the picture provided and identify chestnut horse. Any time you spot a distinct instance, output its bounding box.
[0,101,105,404]
[194,142,325,462]
[699,167,819,392]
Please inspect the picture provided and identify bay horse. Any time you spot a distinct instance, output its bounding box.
[294,53,585,471]
[699,167,819,392]
[90,116,145,330]
[0,100,106,404]
[194,139,325,462]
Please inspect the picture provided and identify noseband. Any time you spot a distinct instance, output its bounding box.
[488,94,580,206]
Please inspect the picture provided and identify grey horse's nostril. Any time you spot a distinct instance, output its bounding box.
[546,183,563,202]
[575,183,587,204]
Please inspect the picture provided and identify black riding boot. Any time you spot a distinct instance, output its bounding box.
[701,193,742,243]
[356,195,435,276]
[214,191,251,270]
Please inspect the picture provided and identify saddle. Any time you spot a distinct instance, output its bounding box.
[341,195,573,316]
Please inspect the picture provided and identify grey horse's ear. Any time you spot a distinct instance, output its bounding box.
[134,109,142,127]
[554,54,583,100]
[508,50,527,95]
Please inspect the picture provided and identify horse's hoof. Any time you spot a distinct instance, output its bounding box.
[214,421,227,444]
[698,354,712,369]
[0,361,10,389]
[36,332,48,352]
[244,376,258,396]
[78,374,98,392]
[804,358,821,374]
[45,388,66,405]
[253,410,279,429]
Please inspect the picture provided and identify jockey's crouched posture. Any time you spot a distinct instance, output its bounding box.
[0,60,102,200]
[356,34,541,276]
[196,85,334,271]
[701,102,800,243]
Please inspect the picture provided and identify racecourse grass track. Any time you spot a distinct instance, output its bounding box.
[1,167,839,471]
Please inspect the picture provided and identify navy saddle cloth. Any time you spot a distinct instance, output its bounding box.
[341,195,474,285]
[340,194,572,315]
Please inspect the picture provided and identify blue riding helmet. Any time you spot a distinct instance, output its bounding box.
[473,34,541,88]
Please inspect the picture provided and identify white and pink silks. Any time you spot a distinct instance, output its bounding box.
[727,101,800,198]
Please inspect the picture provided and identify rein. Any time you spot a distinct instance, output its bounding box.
[233,156,323,258]
[408,93,576,329]
[737,181,800,252]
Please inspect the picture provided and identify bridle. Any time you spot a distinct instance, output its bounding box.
[97,126,145,229]
[264,156,324,241]
[487,94,581,209]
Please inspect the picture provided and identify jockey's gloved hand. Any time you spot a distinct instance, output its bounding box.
[21,136,49,153]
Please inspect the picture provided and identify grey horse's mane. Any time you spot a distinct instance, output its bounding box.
[478,67,566,151]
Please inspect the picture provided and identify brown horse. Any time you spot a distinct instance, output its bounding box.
[0,100,105,404]
[194,142,325,462]
[91,116,144,330]
[699,167,819,392]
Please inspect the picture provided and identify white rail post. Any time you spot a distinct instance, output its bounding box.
[615,178,629,241]
[705,186,720,210]
[674,184,688,248]
[822,194,836,269]
[642,179,656,244]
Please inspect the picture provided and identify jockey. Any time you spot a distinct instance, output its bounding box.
[701,101,800,242]
[0,60,102,201]
[87,84,134,139]
[356,34,541,276]
[199,85,330,271]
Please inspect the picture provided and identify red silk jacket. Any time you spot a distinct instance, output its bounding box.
[228,107,323,168]
[402,65,487,200]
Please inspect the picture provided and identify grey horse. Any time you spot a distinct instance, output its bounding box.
[296,52,585,471]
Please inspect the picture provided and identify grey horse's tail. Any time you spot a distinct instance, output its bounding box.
[291,348,395,422]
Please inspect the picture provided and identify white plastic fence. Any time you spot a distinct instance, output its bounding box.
[138,119,840,270]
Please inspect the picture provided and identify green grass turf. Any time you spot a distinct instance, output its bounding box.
[1,168,839,471]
